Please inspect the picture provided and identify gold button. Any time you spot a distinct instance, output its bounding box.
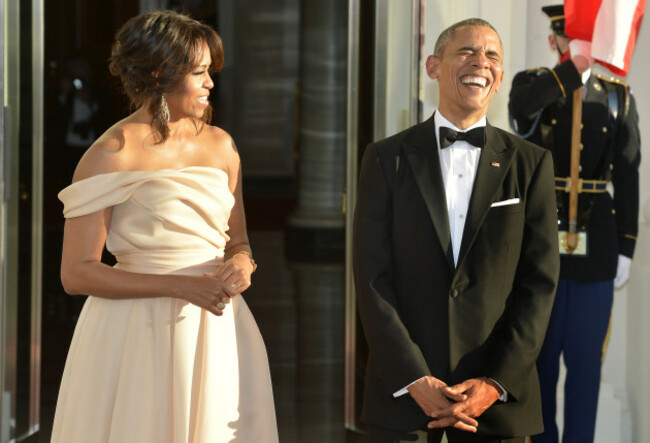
[602,126,608,133]
[580,143,584,150]
[551,119,557,125]
[612,209,616,215]
[579,166,583,172]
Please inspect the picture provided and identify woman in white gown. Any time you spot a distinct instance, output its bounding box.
[51,10,278,443]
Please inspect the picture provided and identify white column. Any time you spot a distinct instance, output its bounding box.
[619,6,650,443]
[626,201,650,443]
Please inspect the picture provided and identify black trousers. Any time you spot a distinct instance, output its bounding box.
[366,425,526,443]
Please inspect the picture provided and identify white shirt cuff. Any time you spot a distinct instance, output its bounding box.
[569,39,593,65]
[393,377,423,397]
[490,378,508,402]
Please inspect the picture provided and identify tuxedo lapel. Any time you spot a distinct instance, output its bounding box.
[457,124,516,267]
[402,116,455,270]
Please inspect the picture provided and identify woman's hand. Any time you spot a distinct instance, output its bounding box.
[172,275,237,316]
[204,252,255,296]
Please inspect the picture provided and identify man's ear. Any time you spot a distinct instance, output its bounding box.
[494,69,505,93]
[548,34,557,51]
[425,55,439,80]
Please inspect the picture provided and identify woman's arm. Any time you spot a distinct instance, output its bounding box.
[211,136,256,294]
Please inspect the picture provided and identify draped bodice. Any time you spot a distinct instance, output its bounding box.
[58,167,235,274]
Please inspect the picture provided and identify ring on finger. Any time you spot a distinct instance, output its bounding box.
[216,302,225,310]
[231,283,238,289]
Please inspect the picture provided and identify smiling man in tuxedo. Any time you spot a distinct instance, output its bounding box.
[353,18,560,442]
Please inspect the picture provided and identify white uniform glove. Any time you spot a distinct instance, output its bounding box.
[614,254,632,289]
[569,39,594,66]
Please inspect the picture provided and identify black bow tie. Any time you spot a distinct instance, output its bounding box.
[439,126,486,149]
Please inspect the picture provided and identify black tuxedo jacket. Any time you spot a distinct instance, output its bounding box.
[353,115,560,437]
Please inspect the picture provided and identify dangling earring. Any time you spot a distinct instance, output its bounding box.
[160,94,170,123]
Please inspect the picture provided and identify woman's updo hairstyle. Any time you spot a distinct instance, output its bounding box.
[109,10,223,142]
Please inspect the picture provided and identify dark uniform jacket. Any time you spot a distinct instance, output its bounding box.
[353,116,559,437]
[509,60,640,282]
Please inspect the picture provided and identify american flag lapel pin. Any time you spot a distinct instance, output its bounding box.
[491,161,500,168]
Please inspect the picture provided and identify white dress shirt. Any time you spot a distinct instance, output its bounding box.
[435,111,484,266]
[393,110,506,401]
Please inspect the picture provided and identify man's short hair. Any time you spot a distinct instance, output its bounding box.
[433,18,503,59]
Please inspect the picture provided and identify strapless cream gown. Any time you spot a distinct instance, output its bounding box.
[51,167,278,443]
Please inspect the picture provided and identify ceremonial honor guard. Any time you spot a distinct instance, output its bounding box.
[508,5,640,442]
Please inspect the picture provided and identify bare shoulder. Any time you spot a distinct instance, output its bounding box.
[72,117,150,182]
[202,124,241,170]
